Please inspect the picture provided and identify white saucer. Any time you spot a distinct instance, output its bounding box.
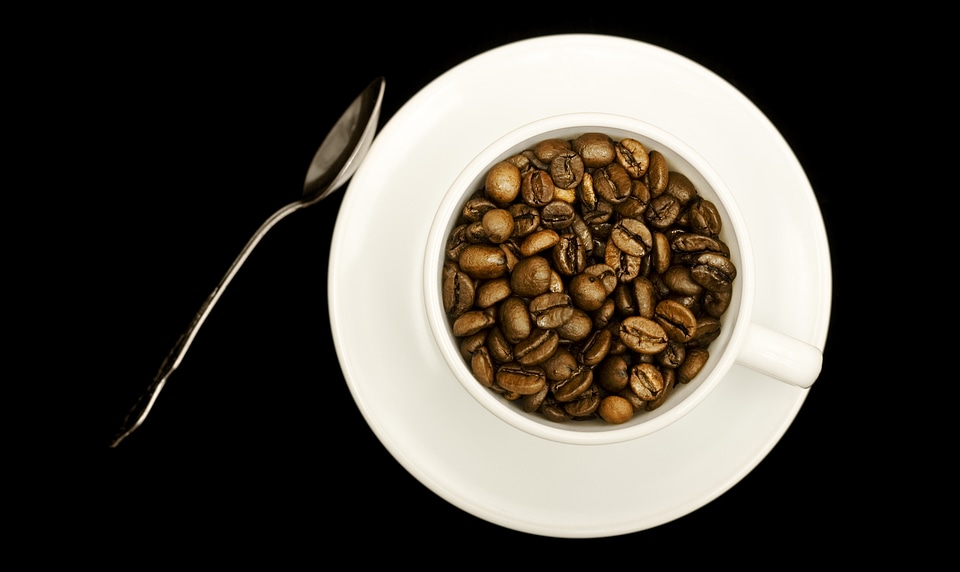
[329,34,831,538]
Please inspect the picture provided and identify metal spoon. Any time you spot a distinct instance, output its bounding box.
[110,77,386,448]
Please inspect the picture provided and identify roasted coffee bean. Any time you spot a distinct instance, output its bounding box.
[690,316,722,347]
[529,292,575,329]
[446,224,470,261]
[599,395,634,424]
[615,138,649,179]
[664,171,698,206]
[442,262,475,318]
[556,309,593,342]
[481,209,515,244]
[613,283,636,317]
[657,341,686,369]
[691,252,737,293]
[510,255,552,297]
[645,193,681,230]
[578,328,612,367]
[610,217,652,257]
[687,198,722,236]
[459,244,508,279]
[619,316,669,355]
[496,363,547,395]
[509,203,540,237]
[471,346,495,388]
[520,229,560,257]
[499,296,531,344]
[629,362,665,400]
[563,385,601,417]
[645,150,669,196]
[486,326,514,363]
[604,240,641,283]
[553,233,587,276]
[592,298,616,329]
[650,231,672,275]
[550,150,585,189]
[597,354,630,392]
[444,133,738,425]
[459,330,487,361]
[541,399,571,422]
[514,328,560,366]
[475,277,512,308]
[702,290,732,319]
[570,215,595,256]
[654,299,698,342]
[594,163,633,204]
[578,172,598,210]
[574,132,616,168]
[569,271,609,312]
[632,276,657,319]
[662,265,703,297]
[541,200,577,230]
[521,169,556,206]
[523,384,549,413]
[542,347,579,381]
[453,309,496,337]
[671,233,729,256]
[552,366,593,402]
[533,138,571,164]
[678,348,709,383]
[485,160,521,206]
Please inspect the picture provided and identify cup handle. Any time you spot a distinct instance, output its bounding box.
[736,322,823,388]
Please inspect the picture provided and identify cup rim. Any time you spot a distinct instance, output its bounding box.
[423,112,755,446]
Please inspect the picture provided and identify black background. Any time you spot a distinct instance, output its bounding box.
[34,9,899,563]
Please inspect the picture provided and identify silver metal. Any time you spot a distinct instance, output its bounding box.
[110,77,385,447]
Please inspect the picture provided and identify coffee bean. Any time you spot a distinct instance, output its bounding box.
[529,292,575,329]
[499,296,531,344]
[574,132,616,168]
[510,255,552,297]
[619,316,669,355]
[654,299,698,343]
[690,252,737,293]
[629,362,665,400]
[645,150,669,196]
[615,138,649,179]
[496,363,547,395]
[678,348,709,383]
[484,161,521,206]
[552,366,593,402]
[459,244,508,279]
[514,328,560,366]
[550,150,585,190]
[521,169,556,207]
[599,395,634,424]
[442,262,475,318]
[610,217,653,258]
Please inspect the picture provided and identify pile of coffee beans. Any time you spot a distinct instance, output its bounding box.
[442,132,737,425]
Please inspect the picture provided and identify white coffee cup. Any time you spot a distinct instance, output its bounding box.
[423,113,822,445]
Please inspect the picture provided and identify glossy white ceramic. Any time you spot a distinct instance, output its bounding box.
[329,34,831,537]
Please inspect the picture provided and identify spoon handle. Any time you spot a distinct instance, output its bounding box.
[110,200,305,447]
